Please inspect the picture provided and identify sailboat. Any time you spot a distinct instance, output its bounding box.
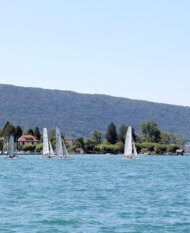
[123,126,138,160]
[55,127,70,159]
[41,128,55,159]
[4,135,18,159]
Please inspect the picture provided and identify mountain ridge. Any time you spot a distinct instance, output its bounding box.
[0,84,189,139]
[1,83,188,107]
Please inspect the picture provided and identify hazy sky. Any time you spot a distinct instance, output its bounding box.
[0,0,189,106]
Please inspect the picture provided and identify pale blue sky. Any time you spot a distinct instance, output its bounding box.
[0,0,190,106]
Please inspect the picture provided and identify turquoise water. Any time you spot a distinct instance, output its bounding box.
[0,155,190,233]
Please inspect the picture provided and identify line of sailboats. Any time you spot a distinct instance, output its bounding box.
[41,127,70,159]
[2,126,139,160]
[3,127,70,159]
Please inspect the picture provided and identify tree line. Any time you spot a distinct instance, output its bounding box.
[69,121,185,154]
[0,121,185,154]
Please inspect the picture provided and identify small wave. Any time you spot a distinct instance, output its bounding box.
[39,219,80,226]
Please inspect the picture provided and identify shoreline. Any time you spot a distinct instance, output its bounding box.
[1,153,190,156]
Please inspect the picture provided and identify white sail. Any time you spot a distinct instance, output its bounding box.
[124,126,133,156]
[49,140,55,156]
[7,135,15,156]
[63,140,70,158]
[124,126,138,158]
[56,127,63,156]
[133,142,138,156]
[43,128,50,155]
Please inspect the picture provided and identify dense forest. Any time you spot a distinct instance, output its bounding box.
[0,84,190,140]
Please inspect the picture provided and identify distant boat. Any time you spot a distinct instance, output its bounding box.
[56,127,70,159]
[123,126,138,160]
[4,135,18,159]
[41,128,55,159]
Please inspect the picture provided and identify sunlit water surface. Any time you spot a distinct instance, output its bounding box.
[0,155,190,233]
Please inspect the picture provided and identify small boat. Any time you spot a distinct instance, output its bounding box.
[122,126,139,160]
[4,135,18,159]
[41,128,55,159]
[55,127,70,159]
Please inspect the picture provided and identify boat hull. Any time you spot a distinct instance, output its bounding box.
[121,156,139,160]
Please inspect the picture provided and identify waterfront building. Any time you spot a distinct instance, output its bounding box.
[18,135,38,146]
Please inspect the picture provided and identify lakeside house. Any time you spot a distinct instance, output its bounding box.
[76,148,84,154]
[18,135,38,146]
[176,149,184,155]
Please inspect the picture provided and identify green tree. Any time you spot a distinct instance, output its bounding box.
[142,142,155,152]
[0,129,3,137]
[84,138,96,153]
[0,137,4,151]
[154,144,164,154]
[36,143,43,152]
[140,121,161,143]
[118,125,128,143]
[2,121,15,138]
[161,131,185,148]
[106,122,117,144]
[14,125,23,141]
[22,143,36,152]
[135,143,142,153]
[34,127,41,140]
[28,129,34,135]
[173,134,185,148]
[161,131,171,145]
[91,130,102,145]
[135,134,142,143]
[73,137,85,150]
[97,141,115,154]
[167,144,179,153]
[2,142,8,152]
[114,141,124,154]
[161,144,167,153]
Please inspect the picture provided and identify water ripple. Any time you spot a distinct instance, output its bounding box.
[0,155,190,232]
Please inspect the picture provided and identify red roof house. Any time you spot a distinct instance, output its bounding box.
[67,140,73,147]
[18,135,38,146]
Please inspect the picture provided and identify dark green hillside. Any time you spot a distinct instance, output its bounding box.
[0,84,190,139]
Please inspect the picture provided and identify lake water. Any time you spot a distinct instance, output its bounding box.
[0,155,190,233]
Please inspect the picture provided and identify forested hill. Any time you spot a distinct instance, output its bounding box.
[0,84,190,139]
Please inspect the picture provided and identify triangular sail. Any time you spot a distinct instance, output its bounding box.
[124,126,133,156]
[49,140,55,156]
[124,126,138,158]
[7,135,15,156]
[133,142,138,156]
[63,140,70,158]
[43,128,50,155]
[56,127,63,156]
